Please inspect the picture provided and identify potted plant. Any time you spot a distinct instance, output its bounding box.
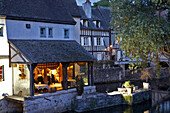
[140,69,153,89]
[123,81,134,95]
[76,75,84,99]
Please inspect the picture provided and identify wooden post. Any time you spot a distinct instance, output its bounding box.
[91,62,94,86]
[30,64,34,96]
[91,30,93,55]
[8,41,11,67]
[109,29,112,60]
[88,62,91,85]
[62,63,69,90]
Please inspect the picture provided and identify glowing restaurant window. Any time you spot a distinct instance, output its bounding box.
[33,62,89,94]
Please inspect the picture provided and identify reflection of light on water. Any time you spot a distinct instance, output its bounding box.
[144,110,149,113]
[152,98,170,113]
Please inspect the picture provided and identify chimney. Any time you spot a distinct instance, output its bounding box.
[82,0,91,18]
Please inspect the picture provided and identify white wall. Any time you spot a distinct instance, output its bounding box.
[0,18,13,99]
[0,18,9,56]
[0,59,13,99]
[6,19,77,41]
[73,17,80,43]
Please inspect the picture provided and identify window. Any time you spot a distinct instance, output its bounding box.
[96,21,100,28]
[40,27,46,37]
[26,24,31,29]
[97,37,101,45]
[83,20,88,27]
[48,28,53,37]
[84,37,88,45]
[93,21,100,28]
[0,65,4,81]
[0,27,3,36]
[64,29,69,38]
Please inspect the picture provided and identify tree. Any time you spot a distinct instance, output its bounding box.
[110,0,170,77]
[93,0,111,8]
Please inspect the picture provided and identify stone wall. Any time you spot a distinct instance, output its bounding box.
[122,90,152,105]
[23,86,96,113]
[73,93,122,112]
[94,67,123,83]
[73,90,152,112]
[0,98,23,113]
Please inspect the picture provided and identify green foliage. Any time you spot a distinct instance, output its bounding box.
[110,0,170,76]
[122,95,133,105]
[76,75,84,96]
[71,102,75,111]
[93,0,110,8]
[123,81,134,88]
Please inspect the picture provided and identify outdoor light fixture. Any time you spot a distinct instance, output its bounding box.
[2,93,9,97]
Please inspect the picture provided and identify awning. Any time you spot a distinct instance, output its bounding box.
[9,39,96,64]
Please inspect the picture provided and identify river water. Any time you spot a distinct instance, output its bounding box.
[89,80,170,113]
[82,97,170,113]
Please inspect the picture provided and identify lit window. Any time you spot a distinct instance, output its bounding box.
[0,65,4,81]
[97,37,101,45]
[40,27,46,37]
[48,28,53,38]
[0,27,3,36]
[64,29,69,38]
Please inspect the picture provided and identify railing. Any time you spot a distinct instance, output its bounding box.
[152,90,170,107]
[83,46,106,52]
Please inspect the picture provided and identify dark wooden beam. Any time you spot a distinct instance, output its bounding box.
[90,62,94,86]
[80,35,109,37]
[0,56,9,59]
[30,64,34,96]
[29,64,37,96]
[9,42,11,67]
[88,62,91,85]
[61,63,69,90]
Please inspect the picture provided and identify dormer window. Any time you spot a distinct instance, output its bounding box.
[93,21,100,28]
[0,27,3,36]
[96,21,100,28]
[81,19,88,27]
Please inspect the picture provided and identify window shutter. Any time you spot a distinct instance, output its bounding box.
[88,37,91,46]
[81,37,84,46]
[101,37,104,46]
[94,37,97,46]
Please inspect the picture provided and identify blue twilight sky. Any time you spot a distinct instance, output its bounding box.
[76,0,100,6]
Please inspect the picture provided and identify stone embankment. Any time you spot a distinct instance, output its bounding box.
[73,89,152,112]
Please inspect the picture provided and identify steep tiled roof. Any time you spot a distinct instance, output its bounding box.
[0,0,76,25]
[62,0,81,18]
[79,6,111,30]
[97,6,111,29]
[9,40,96,63]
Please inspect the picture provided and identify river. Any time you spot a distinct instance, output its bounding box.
[82,97,170,113]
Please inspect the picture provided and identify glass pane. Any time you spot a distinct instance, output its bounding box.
[67,64,76,88]
[75,62,88,86]
[34,63,63,94]
[13,64,30,96]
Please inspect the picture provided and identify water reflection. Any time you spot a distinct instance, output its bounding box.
[82,100,152,113]
[151,98,170,113]
[82,98,170,113]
